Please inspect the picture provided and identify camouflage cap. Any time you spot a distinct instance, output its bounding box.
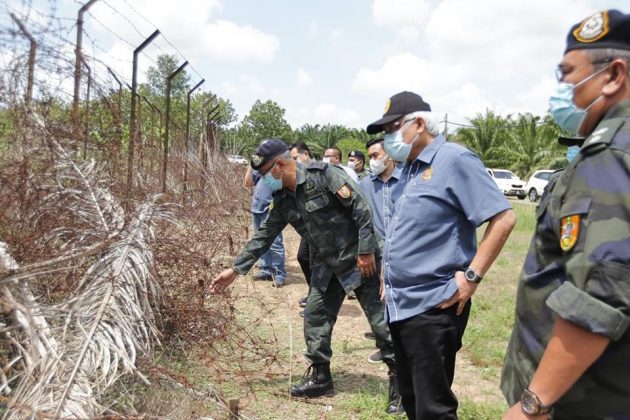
[565,10,630,53]
[251,138,289,170]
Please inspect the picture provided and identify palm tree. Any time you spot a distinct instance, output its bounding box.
[456,110,510,168]
[502,114,564,177]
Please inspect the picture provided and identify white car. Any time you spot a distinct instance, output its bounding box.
[227,155,248,165]
[525,170,555,202]
[486,168,526,200]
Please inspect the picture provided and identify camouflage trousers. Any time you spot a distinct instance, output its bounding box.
[303,271,395,366]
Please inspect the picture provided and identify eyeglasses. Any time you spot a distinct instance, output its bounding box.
[383,117,416,135]
[555,59,611,82]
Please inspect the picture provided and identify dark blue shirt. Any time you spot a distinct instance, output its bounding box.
[383,135,511,322]
[251,170,273,214]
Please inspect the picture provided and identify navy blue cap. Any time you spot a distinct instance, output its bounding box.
[565,10,630,53]
[348,150,365,161]
[367,91,431,134]
[251,138,288,170]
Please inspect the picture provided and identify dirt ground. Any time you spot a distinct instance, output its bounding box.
[214,224,506,419]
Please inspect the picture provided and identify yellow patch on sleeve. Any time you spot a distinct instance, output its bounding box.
[560,215,580,252]
[337,184,352,199]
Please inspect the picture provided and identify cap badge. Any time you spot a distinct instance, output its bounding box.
[383,99,391,114]
[252,154,263,166]
[574,11,609,43]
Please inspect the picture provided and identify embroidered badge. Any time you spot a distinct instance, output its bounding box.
[421,167,433,181]
[251,154,263,166]
[560,215,580,252]
[573,11,609,43]
[336,184,352,199]
[383,99,391,114]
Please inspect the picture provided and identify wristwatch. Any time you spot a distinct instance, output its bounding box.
[464,267,482,283]
[520,388,552,416]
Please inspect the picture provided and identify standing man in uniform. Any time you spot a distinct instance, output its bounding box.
[290,141,313,314]
[210,139,401,414]
[502,10,630,419]
[348,150,370,180]
[367,91,516,420]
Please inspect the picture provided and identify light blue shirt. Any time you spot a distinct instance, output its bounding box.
[358,164,403,245]
[251,170,273,214]
[383,135,511,322]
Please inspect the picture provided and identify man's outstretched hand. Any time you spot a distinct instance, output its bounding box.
[209,269,239,294]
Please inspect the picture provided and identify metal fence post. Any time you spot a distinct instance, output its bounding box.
[161,60,188,193]
[127,29,160,200]
[183,79,204,203]
[9,13,36,105]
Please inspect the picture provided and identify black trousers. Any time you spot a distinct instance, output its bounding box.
[389,301,471,420]
[297,237,311,286]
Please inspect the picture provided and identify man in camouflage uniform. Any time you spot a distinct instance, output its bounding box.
[501,10,630,419]
[210,139,399,413]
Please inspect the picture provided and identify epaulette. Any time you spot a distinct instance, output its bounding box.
[580,117,625,156]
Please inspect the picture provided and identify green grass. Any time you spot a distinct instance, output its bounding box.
[115,202,537,418]
[464,202,535,375]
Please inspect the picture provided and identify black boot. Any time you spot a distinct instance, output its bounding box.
[386,364,404,415]
[290,363,334,398]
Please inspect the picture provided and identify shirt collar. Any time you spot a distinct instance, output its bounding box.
[414,134,445,165]
[370,162,403,183]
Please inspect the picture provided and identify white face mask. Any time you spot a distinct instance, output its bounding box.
[322,157,331,163]
[347,160,356,170]
[369,156,389,175]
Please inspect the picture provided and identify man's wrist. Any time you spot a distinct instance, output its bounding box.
[520,388,552,416]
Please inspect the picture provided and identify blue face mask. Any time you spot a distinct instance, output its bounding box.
[566,145,580,162]
[262,163,283,191]
[383,120,418,162]
[549,66,608,135]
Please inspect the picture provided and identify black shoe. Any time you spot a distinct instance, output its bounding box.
[273,279,285,288]
[298,296,307,307]
[368,350,383,364]
[364,331,375,340]
[254,272,273,281]
[386,367,404,415]
[290,363,334,398]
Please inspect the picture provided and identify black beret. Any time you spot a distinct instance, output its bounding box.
[348,150,365,161]
[565,10,630,53]
[367,91,431,134]
[251,139,288,170]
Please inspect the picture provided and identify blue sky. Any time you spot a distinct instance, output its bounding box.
[3,0,629,129]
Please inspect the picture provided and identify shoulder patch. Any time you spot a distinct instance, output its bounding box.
[560,215,580,252]
[336,184,352,199]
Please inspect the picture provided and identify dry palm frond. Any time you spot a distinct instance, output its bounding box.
[1,136,176,419]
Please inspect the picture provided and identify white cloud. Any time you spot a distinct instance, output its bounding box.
[297,68,313,87]
[287,102,360,127]
[355,0,599,123]
[89,0,279,64]
[372,0,431,41]
[198,20,279,62]
[221,74,265,96]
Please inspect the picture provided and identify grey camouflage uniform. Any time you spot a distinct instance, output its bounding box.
[233,161,395,365]
[501,99,630,419]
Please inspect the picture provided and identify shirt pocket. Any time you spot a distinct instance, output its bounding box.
[305,192,330,212]
[558,196,591,253]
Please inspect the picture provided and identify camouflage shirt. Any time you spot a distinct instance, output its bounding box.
[501,99,630,418]
[233,161,379,292]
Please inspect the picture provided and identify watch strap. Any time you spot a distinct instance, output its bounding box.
[521,388,552,416]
